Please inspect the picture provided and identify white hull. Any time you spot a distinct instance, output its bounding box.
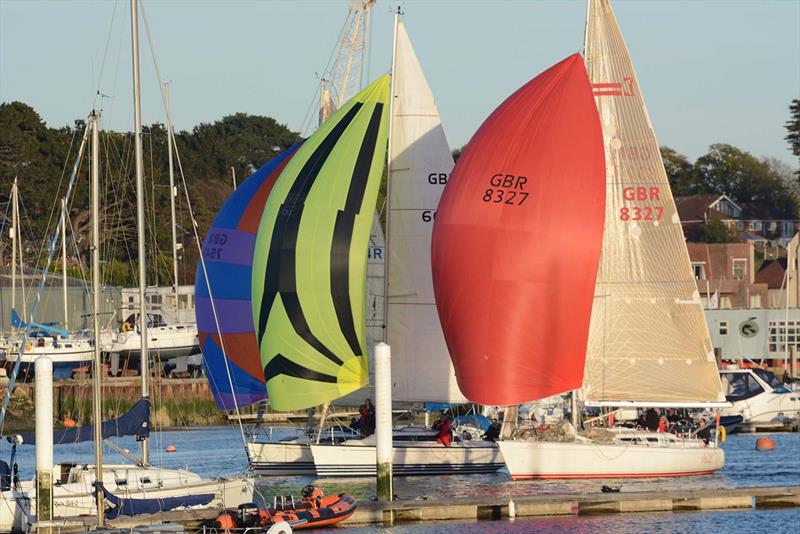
[0,464,254,532]
[111,324,199,361]
[247,441,315,476]
[310,441,503,477]
[497,439,724,480]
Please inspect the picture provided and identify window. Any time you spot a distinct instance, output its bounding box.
[749,221,760,231]
[732,259,746,280]
[781,221,795,237]
[148,294,163,305]
[768,320,800,353]
[692,262,706,280]
[769,221,777,232]
[736,221,744,231]
[719,321,728,335]
[721,372,764,401]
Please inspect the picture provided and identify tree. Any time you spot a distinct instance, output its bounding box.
[661,146,700,196]
[696,219,738,244]
[694,144,798,218]
[786,98,800,177]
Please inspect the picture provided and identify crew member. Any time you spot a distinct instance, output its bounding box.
[434,413,453,447]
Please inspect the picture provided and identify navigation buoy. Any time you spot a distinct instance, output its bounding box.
[63,418,76,428]
[755,438,775,451]
[166,445,177,453]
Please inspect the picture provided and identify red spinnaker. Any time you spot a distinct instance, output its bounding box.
[431,54,606,405]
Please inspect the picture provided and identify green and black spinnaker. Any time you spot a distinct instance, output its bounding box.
[252,75,390,411]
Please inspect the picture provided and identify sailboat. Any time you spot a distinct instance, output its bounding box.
[434,0,726,480]
[1,107,253,532]
[308,13,503,478]
[0,182,94,380]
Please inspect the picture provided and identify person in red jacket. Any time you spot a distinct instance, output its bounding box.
[433,413,453,447]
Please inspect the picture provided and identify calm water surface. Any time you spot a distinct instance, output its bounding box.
[2,426,797,532]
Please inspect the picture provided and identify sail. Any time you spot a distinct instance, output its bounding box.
[387,21,466,403]
[432,54,606,406]
[196,143,302,411]
[16,398,150,445]
[582,0,724,403]
[252,76,390,411]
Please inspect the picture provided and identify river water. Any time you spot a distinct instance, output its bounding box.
[2,426,798,532]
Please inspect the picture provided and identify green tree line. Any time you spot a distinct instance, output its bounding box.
[0,101,300,286]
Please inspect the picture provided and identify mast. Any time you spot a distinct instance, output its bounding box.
[130,0,150,465]
[382,6,400,340]
[90,111,105,526]
[164,82,179,320]
[10,178,17,328]
[61,198,68,330]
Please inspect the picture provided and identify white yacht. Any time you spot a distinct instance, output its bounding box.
[0,462,253,532]
[0,335,93,380]
[719,368,800,426]
[109,313,199,375]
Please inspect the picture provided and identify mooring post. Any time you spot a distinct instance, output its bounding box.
[374,342,393,502]
[35,356,54,534]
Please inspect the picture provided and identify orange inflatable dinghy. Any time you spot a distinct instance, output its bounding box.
[212,486,357,531]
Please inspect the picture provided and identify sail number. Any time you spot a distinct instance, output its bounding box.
[620,186,663,221]
[203,231,229,260]
[482,174,529,206]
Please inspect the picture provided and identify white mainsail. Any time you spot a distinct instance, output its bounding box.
[387,21,466,403]
[583,0,724,404]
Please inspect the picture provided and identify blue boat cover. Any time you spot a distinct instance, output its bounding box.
[16,398,150,445]
[94,482,214,519]
[453,414,491,432]
[196,143,303,411]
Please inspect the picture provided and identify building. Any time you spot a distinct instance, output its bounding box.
[675,194,798,245]
[688,241,768,309]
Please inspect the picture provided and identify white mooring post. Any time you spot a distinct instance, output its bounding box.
[374,342,393,502]
[35,356,54,534]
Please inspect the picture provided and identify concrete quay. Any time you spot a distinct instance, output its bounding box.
[346,485,800,525]
[44,485,799,532]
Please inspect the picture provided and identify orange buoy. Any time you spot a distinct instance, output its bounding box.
[166,445,177,453]
[755,438,776,451]
[63,418,76,428]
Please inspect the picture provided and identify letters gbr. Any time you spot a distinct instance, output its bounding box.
[482,173,529,206]
[620,186,663,222]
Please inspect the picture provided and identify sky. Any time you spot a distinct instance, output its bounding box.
[1,0,798,167]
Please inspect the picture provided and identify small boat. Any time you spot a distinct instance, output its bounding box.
[719,367,800,430]
[212,487,357,531]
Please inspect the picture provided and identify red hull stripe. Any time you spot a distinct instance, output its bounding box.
[510,469,718,480]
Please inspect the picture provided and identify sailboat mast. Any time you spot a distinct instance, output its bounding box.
[582,0,591,58]
[10,178,17,326]
[61,198,68,330]
[90,111,105,526]
[164,82,179,318]
[130,0,150,465]
[382,7,400,340]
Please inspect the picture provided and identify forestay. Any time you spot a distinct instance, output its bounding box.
[387,21,466,403]
[582,0,724,404]
[252,76,390,411]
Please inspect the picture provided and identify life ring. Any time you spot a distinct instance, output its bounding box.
[121,322,132,332]
[718,425,726,443]
[25,343,32,352]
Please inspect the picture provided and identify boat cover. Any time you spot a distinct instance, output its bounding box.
[93,482,214,519]
[15,397,150,445]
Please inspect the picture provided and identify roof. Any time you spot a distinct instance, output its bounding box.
[755,258,787,289]
[739,231,768,242]
[674,195,728,222]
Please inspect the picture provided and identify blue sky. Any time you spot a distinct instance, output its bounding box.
[1,0,798,166]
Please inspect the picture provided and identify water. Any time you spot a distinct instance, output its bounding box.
[2,427,797,531]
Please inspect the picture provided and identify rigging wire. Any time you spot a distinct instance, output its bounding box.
[139,0,249,456]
